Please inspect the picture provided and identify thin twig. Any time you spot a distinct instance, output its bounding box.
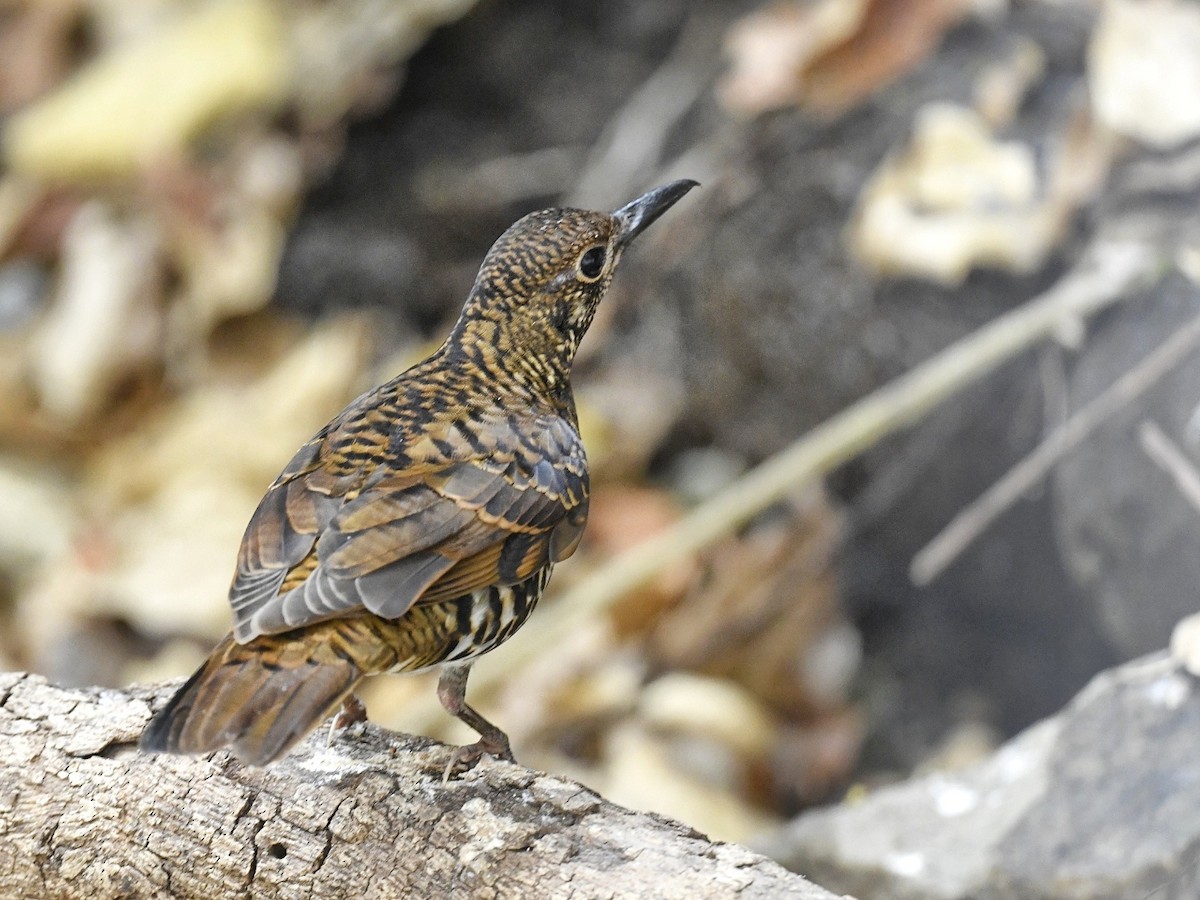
[911,310,1200,584]
[1138,419,1200,515]
[398,238,1160,734]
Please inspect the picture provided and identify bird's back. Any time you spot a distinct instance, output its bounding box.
[229,346,590,644]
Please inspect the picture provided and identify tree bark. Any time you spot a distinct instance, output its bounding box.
[0,672,838,899]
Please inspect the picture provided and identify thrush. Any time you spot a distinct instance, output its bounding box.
[141,179,698,775]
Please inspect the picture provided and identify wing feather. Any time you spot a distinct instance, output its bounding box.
[230,411,589,642]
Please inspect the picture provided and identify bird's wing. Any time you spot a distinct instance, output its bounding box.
[228,413,588,642]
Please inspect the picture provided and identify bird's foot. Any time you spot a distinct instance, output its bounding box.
[442,734,515,783]
[436,663,516,781]
[327,694,369,747]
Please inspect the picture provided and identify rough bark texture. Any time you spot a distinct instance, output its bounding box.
[0,672,840,899]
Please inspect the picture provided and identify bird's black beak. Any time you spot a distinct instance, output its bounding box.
[613,179,699,250]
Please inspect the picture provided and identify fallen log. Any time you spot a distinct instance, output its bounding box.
[0,672,838,899]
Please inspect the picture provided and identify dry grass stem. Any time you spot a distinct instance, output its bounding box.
[1138,418,1200,515]
[911,309,1200,584]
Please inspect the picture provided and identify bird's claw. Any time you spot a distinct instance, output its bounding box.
[442,736,515,783]
[326,694,369,747]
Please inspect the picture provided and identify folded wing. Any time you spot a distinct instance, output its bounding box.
[228,413,588,642]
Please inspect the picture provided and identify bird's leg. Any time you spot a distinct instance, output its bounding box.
[326,692,369,746]
[437,662,514,781]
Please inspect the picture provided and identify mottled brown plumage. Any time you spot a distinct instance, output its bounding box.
[141,180,697,773]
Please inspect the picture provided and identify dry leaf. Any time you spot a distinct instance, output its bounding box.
[1090,0,1200,149]
[973,36,1046,127]
[639,671,778,760]
[0,458,75,575]
[0,0,82,113]
[89,314,372,504]
[849,102,1108,283]
[10,315,375,675]
[581,485,695,637]
[721,0,971,117]
[720,0,869,115]
[27,201,163,423]
[599,718,781,844]
[87,474,264,637]
[802,0,971,116]
[5,0,287,181]
[648,488,851,718]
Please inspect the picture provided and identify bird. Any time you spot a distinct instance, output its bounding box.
[140,179,698,776]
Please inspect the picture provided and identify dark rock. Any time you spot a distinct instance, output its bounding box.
[758,651,1200,900]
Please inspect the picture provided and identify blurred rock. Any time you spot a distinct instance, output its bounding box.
[662,446,746,505]
[760,651,1200,900]
[36,615,159,688]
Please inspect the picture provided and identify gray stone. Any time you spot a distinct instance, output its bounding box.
[759,652,1200,899]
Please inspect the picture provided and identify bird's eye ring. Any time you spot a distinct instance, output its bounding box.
[577,245,607,282]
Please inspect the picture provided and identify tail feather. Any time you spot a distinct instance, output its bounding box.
[141,632,363,766]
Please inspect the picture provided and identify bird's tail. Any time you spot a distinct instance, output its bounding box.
[140,630,364,766]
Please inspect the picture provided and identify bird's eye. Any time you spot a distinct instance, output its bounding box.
[577,245,607,282]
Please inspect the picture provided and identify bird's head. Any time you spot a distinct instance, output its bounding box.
[451,180,698,394]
